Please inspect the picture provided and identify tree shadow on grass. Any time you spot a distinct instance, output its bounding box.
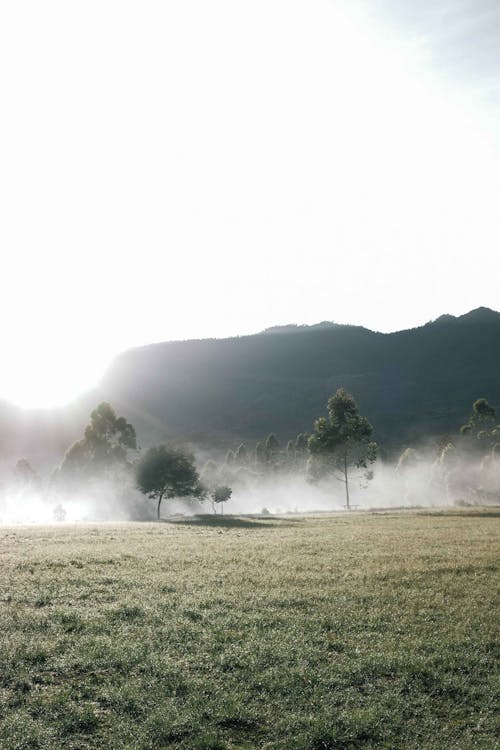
[163,515,304,529]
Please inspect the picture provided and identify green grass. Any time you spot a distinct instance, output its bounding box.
[0,509,498,749]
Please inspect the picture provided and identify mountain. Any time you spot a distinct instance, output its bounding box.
[1,308,500,472]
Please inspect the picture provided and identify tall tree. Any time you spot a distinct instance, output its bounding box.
[460,398,498,447]
[255,440,267,467]
[286,439,295,467]
[235,444,248,466]
[308,388,377,509]
[14,458,38,486]
[294,432,310,470]
[265,433,281,470]
[59,402,137,482]
[136,444,204,519]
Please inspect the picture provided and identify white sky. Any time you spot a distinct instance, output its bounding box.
[1,0,499,407]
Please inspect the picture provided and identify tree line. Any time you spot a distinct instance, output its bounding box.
[7,390,500,518]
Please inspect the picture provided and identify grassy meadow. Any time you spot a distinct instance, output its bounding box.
[0,510,498,749]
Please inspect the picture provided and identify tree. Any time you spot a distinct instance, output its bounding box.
[396,447,422,504]
[265,433,281,470]
[460,398,499,449]
[255,440,267,467]
[14,459,39,488]
[286,439,295,467]
[235,444,248,466]
[59,402,137,482]
[136,444,204,519]
[396,447,420,472]
[294,433,309,454]
[294,432,310,471]
[211,485,232,515]
[308,388,377,509]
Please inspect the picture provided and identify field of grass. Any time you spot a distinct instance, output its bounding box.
[0,509,498,749]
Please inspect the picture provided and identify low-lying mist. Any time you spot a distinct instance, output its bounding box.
[1,446,497,525]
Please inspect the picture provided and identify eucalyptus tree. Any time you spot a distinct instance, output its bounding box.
[308,388,377,509]
[58,402,137,483]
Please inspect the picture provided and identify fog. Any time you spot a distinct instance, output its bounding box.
[1,445,497,526]
[218,452,494,515]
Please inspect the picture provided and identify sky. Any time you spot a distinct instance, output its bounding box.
[1,0,499,407]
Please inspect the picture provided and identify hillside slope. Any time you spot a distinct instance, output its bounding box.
[99,307,500,453]
[1,308,499,470]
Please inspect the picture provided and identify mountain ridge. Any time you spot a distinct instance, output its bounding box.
[1,307,499,471]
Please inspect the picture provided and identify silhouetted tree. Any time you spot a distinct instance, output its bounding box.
[235,444,248,466]
[396,447,419,472]
[136,444,204,519]
[255,440,266,467]
[14,459,38,487]
[308,388,377,509]
[58,402,137,482]
[211,485,232,515]
[265,433,281,470]
[435,441,461,503]
[460,398,499,449]
[293,432,310,470]
[295,433,309,453]
[53,504,66,522]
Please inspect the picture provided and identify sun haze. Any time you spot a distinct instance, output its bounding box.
[1,0,499,407]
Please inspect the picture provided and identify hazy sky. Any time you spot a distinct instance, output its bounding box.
[1,0,499,406]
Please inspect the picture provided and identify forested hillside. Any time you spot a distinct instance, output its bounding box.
[1,307,499,469]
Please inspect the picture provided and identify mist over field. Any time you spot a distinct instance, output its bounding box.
[1,446,497,525]
[1,326,499,526]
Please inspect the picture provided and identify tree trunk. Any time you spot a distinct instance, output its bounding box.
[157,493,164,520]
[344,453,350,510]
[221,501,224,516]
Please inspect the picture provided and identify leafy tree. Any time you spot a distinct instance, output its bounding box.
[460,398,498,448]
[136,444,204,519]
[286,439,295,466]
[460,398,496,436]
[235,444,248,466]
[59,402,137,482]
[294,433,309,453]
[308,388,377,509]
[293,432,310,470]
[255,440,266,466]
[435,441,462,503]
[211,485,232,515]
[14,459,39,487]
[53,504,67,522]
[396,447,422,504]
[265,433,281,470]
[396,447,420,472]
[265,433,280,456]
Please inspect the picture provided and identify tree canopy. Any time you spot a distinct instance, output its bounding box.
[58,402,137,482]
[211,485,232,514]
[308,388,377,508]
[460,398,498,445]
[136,444,204,519]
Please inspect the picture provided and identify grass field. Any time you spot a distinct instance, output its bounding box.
[0,509,498,749]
